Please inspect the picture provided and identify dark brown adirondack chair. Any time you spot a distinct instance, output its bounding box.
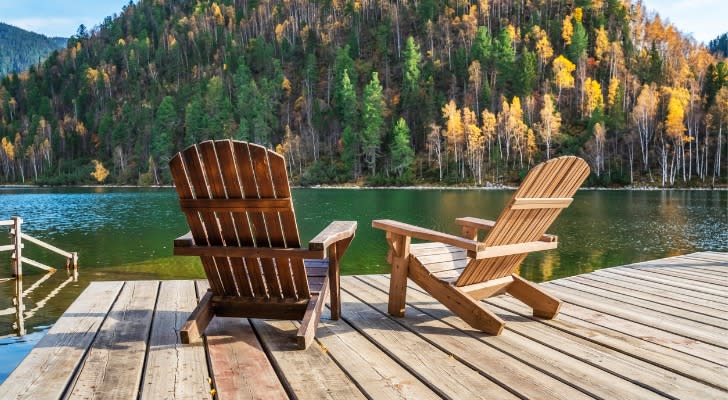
[373,156,589,334]
[170,140,356,349]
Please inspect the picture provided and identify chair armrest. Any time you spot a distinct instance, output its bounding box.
[372,219,486,255]
[455,218,557,243]
[309,221,357,252]
[174,231,194,247]
[455,217,495,240]
[455,217,496,230]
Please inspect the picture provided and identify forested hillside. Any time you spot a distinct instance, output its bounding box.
[710,33,728,57]
[0,23,66,77]
[0,0,726,187]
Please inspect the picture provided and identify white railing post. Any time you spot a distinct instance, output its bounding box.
[14,275,25,336]
[12,217,23,277]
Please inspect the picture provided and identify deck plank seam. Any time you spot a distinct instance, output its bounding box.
[623,267,728,286]
[62,281,128,399]
[336,281,476,400]
[544,292,728,352]
[546,281,728,328]
[314,303,398,400]
[195,281,217,400]
[485,297,728,395]
[352,275,604,400]
[481,296,728,393]
[246,316,296,400]
[587,269,728,298]
[556,303,728,365]
[588,270,728,305]
[624,265,728,278]
[615,266,728,288]
[677,254,728,266]
[375,274,696,400]
[136,280,162,400]
[568,275,728,313]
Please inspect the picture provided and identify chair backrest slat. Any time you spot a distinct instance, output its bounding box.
[267,148,310,298]
[170,140,310,300]
[213,140,255,298]
[456,156,589,286]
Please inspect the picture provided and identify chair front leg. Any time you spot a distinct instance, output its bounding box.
[327,236,354,320]
[385,232,411,317]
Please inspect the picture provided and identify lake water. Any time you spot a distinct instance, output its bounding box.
[0,187,726,382]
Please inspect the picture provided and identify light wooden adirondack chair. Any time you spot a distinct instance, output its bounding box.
[170,140,356,349]
[372,156,589,334]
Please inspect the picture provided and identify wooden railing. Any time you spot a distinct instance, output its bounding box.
[1,217,78,277]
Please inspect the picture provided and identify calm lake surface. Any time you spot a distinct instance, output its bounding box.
[1,187,727,382]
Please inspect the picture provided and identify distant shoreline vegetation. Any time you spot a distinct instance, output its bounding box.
[0,1,726,189]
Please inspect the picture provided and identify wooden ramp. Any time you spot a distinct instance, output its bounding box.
[1,252,726,399]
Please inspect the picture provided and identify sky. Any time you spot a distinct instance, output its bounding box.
[0,0,726,43]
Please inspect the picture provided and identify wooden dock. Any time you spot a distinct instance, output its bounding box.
[1,252,726,399]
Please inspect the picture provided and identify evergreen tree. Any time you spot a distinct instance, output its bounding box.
[361,72,385,175]
[402,36,422,113]
[390,118,414,179]
[471,27,492,67]
[515,48,537,97]
[338,70,359,177]
[334,45,356,118]
[204,76,234,139]
[152,95,176,163]
[184,93,205,146]
[495,28,516,97]
[567,20,588,62]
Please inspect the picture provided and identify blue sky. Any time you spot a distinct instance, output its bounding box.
[0,0,725,43]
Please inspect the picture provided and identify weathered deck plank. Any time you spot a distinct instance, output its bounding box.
[345,276,580,400]
[1,252,726,400]
[357,275,667,400]
[251,319,366,400]
[315,310,442,399]
[402,276,728,400]
[67,281,158,399]
[565,273,728,315]
[591,268,728,305]
[198,281,288,400]
[0,281,123,400]
[140,280,210,399]
[547,279,728,328]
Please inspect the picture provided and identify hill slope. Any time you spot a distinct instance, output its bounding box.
[0,23,66,76]
[0,0,725,187]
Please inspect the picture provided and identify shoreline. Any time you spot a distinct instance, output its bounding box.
[0,183,726,191]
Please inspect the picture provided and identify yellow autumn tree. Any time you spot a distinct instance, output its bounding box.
[537,94,561,160]
[481,109,496,160]
[607,77,620,108]
[584,78,604,118]
[503,96,528,168]
[535,33,554,73]
[90,160,109,183]
[442,100,464,165]
[632,84,659,171]
[552,55,576,98]
[562,15,574,45]
[665,87,690,141]
[594,26,609,65]
[463,107,484,183]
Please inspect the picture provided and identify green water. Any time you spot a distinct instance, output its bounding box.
[0,187,727,382]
